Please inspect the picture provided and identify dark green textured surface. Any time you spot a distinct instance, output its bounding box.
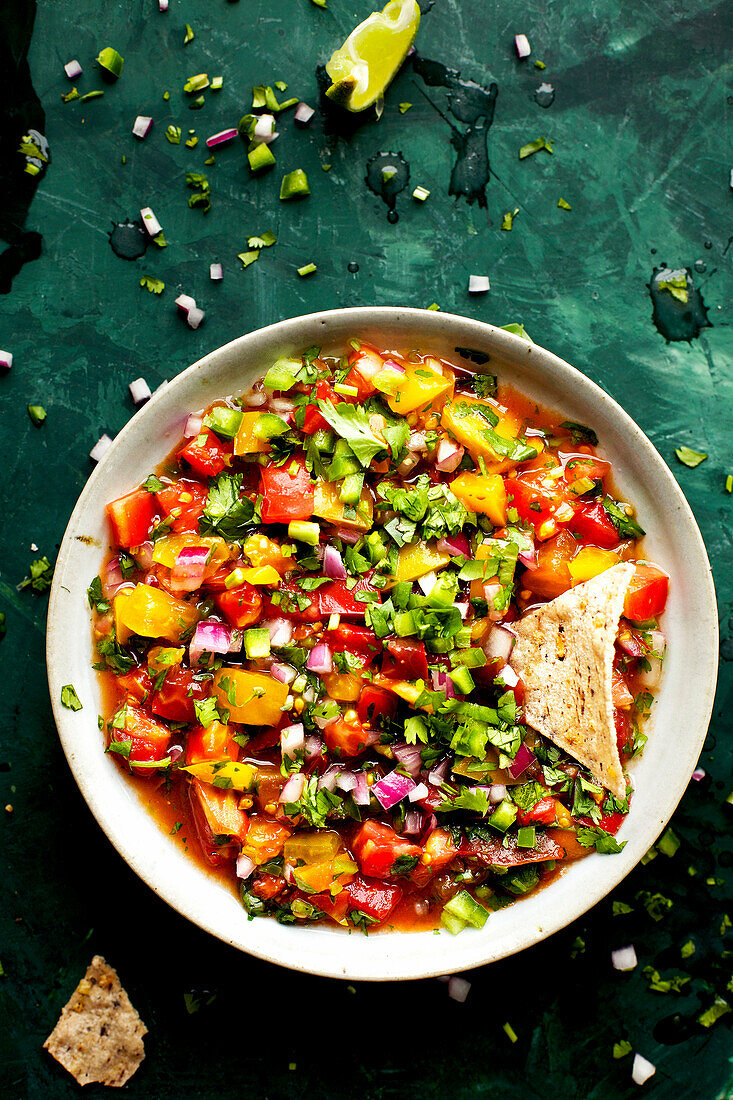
[1,0,732,1096]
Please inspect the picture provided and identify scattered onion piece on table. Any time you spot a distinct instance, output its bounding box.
[632,1054,656,1086]
[612,945,638,971]
[89,434,113,463]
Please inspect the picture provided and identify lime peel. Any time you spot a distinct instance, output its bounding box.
[325,0,420,113]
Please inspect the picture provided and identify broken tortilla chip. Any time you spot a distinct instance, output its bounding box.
[44,955,147,1087]
[510,562,634,801]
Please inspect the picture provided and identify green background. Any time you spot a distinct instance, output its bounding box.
[1,0,731,1096]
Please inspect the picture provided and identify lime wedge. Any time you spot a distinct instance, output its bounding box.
[325,0,420,113]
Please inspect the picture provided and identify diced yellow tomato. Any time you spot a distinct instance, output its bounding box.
[450,472,507,526]
[147,645,185,673]
[191,777,249,841]
[285,831,342,864]
[212,668,288,725]
[386,359,453,415]
[441,397,524,467]
[322,671,362,702]
[233,411,273,456]
[241,815,291,865]
[393,540,451,583]
[242,533,293,574]
[235,565,281,586]
[114,583,198,644]
[180,759,257,790]
[312,479,374,531]
[152,533,230,574]
[372,675,427,708]
[186,720,239,764]
[470,617,493,646]
[568,546,619,586]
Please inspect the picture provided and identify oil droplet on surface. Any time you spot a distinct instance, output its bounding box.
[365,151,410,221]
[648,265,711,343]
[534,82,555,108]
[693,259,706,273]
[704,239,712,249]
[109,219,148,260]
[347,261,359,273]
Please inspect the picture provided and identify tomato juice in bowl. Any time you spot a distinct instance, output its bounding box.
[47,307,717,980]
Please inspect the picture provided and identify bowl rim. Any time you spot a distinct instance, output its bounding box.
[46,306,719,981]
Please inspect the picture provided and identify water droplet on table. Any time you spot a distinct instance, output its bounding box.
[534,83,555,108]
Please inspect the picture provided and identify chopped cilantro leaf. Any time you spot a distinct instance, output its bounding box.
[199,472,255,541]
[315,400,385,467]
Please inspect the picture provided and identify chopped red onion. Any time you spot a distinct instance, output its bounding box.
[270,396,295,415]
[407,431,428,453]
[183,411,203,438]
[64,59,83,80]
[210,262,223,281]
[518,544,537,569]
[437,533,470,557]
[638,654,663,690]
[418,570,438,596]
[409,781,428,802]
[508,742,536,780]
[335,771,357,793]
[206,128,238,148]
[631,1054,655,1086]
[318,764,343,792]
[281,722,305,759]
[253,114,277,143]
[140,207,162,237]
[134,541,155,571]
[265,618,294,647]
[430,669,456,699]
[468,274,490,294]
[168,744,184,764]
[453,601,469,619]
[129,377,151,405]
[393,743,424,776]
[323,545,347,580]
[496,664,519,689]
[236,853,256,879]
[244,389,267,407]
[330,525,361,545]
[428,757,451,785]
[189,619,236,665]
[271,661,297,685]
[515,33,531,58]
[279,772,305,803]
[373,770,416,810]
[103,557,125,598]
[304,735,324,761]
[612,945,637,972]
[0,350,12,372]
[306,643,333,674]
[171,545,210,593]
[294,101,315,125]
[403,809,424,835]
[692,766,706,782]
[175,293,196,316]
[132,115,153,139]
[436,438,464,472]
[489,783,508,803]
[187,306,205,330]
[448,977,471,1002]
[312,711,339,731]
[484,625,515,663]
[353,772,371,805]
[89,433,113,463]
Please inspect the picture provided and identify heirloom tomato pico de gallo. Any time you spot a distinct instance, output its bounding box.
[89,341,668,934]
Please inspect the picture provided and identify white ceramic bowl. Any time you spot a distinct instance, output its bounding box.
[47,307,718,981]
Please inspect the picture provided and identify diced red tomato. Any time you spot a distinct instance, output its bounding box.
[155,481,208,533]
[577,809,626,835]
[623,563,669,622]
[516,796,557,827]
[522,530,577,599]
[252,873,286,901]
[151,666,208,723]
[330,623,382,657]
[344,874,402,924]
[300,380,352,434]
[569,500,620,549]
[343,345,384,401]
[186,720,240,765]
[357,684,398,726]
[505,469,575,533]
[614,708,632,759]
[410,827,460,887]
[116,666,153,704]
[381,638,428,681]
[108,704,170,766]
[259,456,314,523]
[269,577,379,622]
[215,582,263,628]
[188,781,241,866]
[106,490,156,549]
[310,891,350,923]
[323,713,372,758]
[562,451,611,485]
[178,427,233,478]
[463,830,564,866]
[351,819,423,879]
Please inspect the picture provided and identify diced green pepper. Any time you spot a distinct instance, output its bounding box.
[443,889,489,929]
[441,911,467,935]
[263,357,302,391]
[288,520,320,546]
[96,47,124,79]
[248,143,276,173]
[339,471,364,505]
[517,826,536,848]
[243,628,271,659]
[311,427,335,453]
[205,407,243,440]
[449,665,475,695]
[326,438,361,481]
[365,530,387,564]
[280,169,310,200]
[488,798,518,833]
